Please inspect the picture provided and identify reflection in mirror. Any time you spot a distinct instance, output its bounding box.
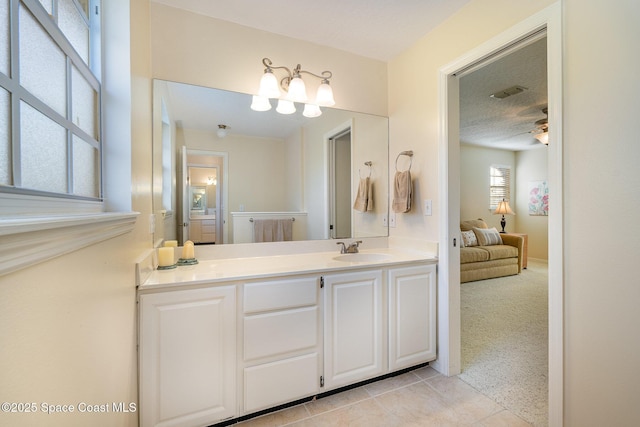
[153,80,389,246]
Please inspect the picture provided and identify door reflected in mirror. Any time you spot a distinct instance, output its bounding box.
[153,79,389,246]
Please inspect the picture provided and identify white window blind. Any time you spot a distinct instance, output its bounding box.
[489,165,511,210]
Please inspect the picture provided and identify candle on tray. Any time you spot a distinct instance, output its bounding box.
[158,247,175,267]
[182,240,195,260]
[163,240,178,247]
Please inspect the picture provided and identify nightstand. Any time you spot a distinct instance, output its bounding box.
[504,233,528,268]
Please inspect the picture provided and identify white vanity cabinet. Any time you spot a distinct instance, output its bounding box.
[388,264,437,371]
[241,276,322,414]
[138,286,236,427]
[322,270,385,390]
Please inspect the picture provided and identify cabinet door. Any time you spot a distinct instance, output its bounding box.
[388,264,437,371]
[139,286,236,427]
[189,219,202,243]
[323,270,384,390]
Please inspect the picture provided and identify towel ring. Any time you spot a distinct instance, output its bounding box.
[395,151,413,172]
[359,161,373,179]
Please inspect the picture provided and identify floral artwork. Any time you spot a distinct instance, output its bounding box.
[528,181,549,216]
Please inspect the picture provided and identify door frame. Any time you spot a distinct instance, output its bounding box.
[436,3,563,425]
[324,120,354,239]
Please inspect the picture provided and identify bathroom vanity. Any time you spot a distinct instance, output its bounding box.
[137,246,437,427]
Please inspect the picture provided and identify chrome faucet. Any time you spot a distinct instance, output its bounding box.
[336,240,362,254]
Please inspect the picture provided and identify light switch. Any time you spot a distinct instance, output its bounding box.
[424,199,432,216]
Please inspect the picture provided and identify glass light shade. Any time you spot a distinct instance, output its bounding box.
[286,76,308,102]
[315,82,335,107]
[534,131,549,145]
[258,70,281,98]
[217,125,227,138]
[250,95,272,111]
[276,99,296,115]
[303,103,322,118]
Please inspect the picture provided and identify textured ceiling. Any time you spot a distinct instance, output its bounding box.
[460,37,548,151]
[150,0,472,61]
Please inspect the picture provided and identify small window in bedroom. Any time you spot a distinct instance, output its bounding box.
[489,165,511,210]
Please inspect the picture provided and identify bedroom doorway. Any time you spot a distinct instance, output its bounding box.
[437,4,563,425]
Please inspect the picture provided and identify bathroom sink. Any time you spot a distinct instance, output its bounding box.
[333,253,391,263]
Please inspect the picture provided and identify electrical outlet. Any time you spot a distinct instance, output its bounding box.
[424,199,432,216]
[382,215,388,226]
[389,212,396,228]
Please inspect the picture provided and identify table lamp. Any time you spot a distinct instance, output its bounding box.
[493,199,515,233]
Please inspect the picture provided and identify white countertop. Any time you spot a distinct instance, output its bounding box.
[139,248,437,292]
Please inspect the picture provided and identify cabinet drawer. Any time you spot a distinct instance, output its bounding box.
[244,306,318,360]
[244,277,317,313]
[244,353,318,413]
[202,219,215,226]
[202,224,215,233]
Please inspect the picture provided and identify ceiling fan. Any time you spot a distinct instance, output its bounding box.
[530,107,549,145]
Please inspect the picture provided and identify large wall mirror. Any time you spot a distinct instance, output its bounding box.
[152,80,389,246]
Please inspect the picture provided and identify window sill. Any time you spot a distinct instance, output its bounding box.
[0,212,139,276]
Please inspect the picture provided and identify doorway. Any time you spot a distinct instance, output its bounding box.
[437,4,563,425]
[327,128,352,239]
[180,148,228,245]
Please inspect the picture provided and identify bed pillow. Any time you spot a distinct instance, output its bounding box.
[461,230,478,247]
[473,227,503,246]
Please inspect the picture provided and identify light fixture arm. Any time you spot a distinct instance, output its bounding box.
[262,57,333,90]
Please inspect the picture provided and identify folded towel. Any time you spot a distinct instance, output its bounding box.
[353,177,373,212]
[392,170,412,213]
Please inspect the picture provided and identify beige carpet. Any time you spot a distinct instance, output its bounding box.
[458,259,548,426]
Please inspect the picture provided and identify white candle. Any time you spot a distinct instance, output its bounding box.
[163,240,178,247]
[182,240,195,259]
[158,247,174,267]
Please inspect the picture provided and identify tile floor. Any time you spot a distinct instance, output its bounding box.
[236,366,532,426]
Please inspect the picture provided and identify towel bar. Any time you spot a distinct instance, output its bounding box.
[395,150,413,172]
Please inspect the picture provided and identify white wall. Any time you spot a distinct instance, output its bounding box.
[149,4,388,117]
[563,0,640,424]
[460,145,515,230]
[515,147,548,259]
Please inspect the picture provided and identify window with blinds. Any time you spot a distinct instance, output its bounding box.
[489,165,511,210]
[0,0,102,206]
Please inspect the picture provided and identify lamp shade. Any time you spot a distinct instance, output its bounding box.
[276,99,296,115]
[494,200,515,215]
[286,76,308,102]
[250,95,272,111]
[315,81,335,106]
[303,103,322,118]
[258,70,281,98]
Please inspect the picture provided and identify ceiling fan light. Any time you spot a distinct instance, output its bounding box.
[250,95,272,111]
[303,103,322,118]
[258,70,281,98]
[534,131,549,145]
[276,99,296,115]
[286,76,308,103]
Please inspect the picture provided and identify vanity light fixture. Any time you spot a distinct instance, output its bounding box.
[252,57,335,118]
[217,124,228,138]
